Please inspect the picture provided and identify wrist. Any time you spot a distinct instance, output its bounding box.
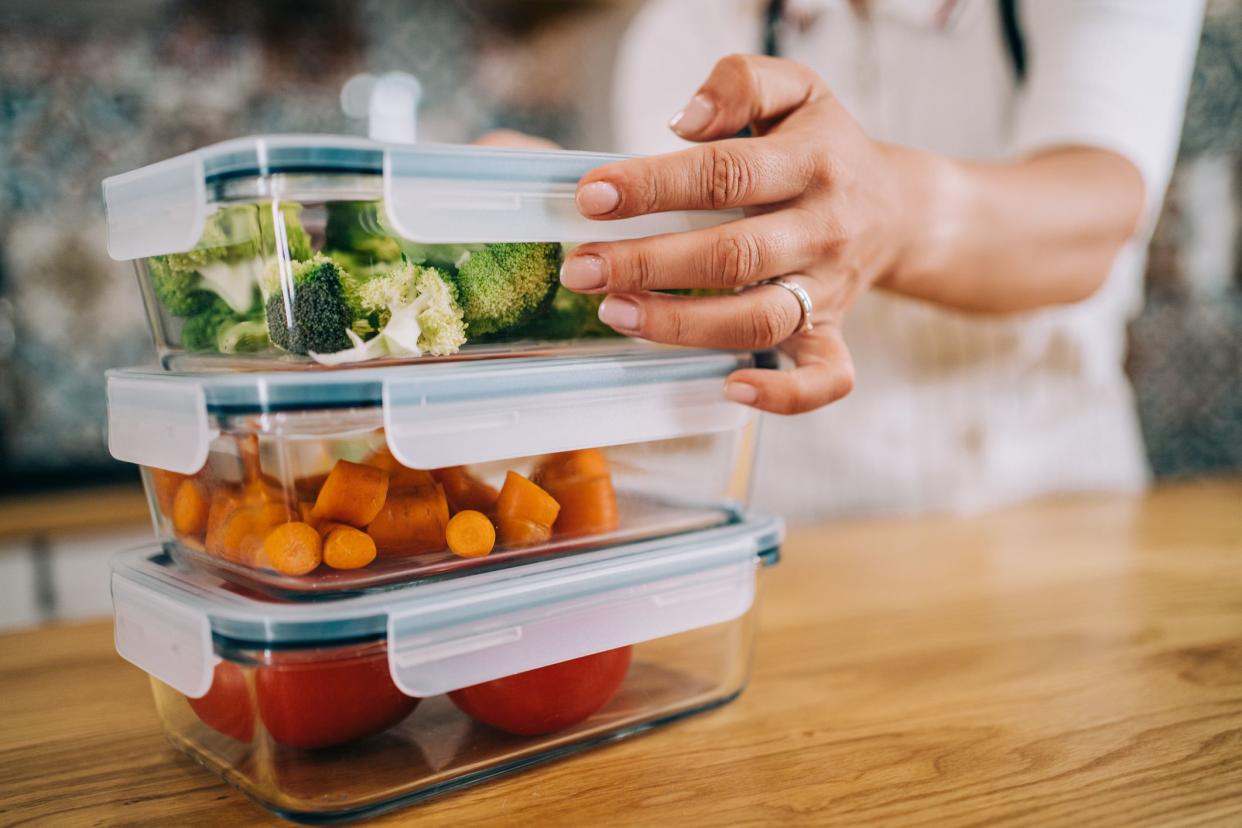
[878,144,971,298]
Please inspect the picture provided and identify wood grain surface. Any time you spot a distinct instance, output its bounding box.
[0,485,148,540]
[1,480,1240,826]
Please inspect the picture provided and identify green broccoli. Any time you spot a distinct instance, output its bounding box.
[216,320,270,354]
[148,256,217,317]
[152,203,311,319]
[505,287,620,341]
[324,201,402,268]
[265,254,354,355]
[179,297,239,352]
[450,243,561,337]
[355,262,466,356]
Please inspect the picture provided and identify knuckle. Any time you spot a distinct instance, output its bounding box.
[625,246,660,291]
[742,301,794,349]
[702,145,753,209]
[655,304,691,344]
[713,231,764,286]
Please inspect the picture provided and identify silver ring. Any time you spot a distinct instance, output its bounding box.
[766,277,814,335]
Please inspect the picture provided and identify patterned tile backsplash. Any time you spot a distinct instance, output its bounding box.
[0,0,1237,492]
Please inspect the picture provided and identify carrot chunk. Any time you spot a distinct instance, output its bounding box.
[533,449,620,538]
[172,479,211,541]
[312,460,389,527]
[323,526,378,570]
[496,471,561,548]
[363,446,436,490]
[433,466,500,514]
[366,484,450,557]
[151,468,189,515]
[446,510,497,558]
[262,521,323,576]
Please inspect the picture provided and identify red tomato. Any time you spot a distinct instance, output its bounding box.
[255,647,418,750]
[186,661,254,742]
[449,646,632,736]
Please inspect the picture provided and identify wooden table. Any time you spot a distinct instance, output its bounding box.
[2,481,1240,826]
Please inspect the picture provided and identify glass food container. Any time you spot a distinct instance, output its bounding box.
[102,135,736,370]
[111,513,782,822]
[107,348,767,596]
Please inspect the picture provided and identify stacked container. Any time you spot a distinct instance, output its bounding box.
[104,134,783,822]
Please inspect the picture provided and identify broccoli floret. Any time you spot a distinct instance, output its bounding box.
[265,254,354,355]
[355,262,466,356]
[216,320,270,354]
[179,297,238,352]
[149,256,217,317]
[399,242,482,269]
[324,201,402,268]
[451,243,561,337]
[506,287,620,341]
[152,204,310,317]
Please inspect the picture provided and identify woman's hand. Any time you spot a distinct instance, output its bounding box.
[560,54,926,415]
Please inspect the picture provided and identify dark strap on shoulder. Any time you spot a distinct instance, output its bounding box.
[999,0,1026,82]
[765,0,1025,83]
[764,0,784,57]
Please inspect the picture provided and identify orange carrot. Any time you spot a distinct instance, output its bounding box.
[495,471,561,548]
[323,526,378,570]
[366,484,450,557]
[261,522,323,576]
[446,510,497,558]
[205,490,243,558]
[532,449,620,538]
[433,466,500,514]
[312,460,389,527]
[150,468,189,515]
[172,479,211,540]
[364,446,435,490]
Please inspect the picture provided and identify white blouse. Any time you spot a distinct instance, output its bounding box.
[611,0,1203,520]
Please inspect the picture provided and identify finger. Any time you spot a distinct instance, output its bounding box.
[576,136,815,218]
[561,211,817,293]
[723,326,855,415]
[595,280,813,350]
[669,54,829,141]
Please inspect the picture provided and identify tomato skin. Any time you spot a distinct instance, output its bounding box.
[449,646,632,736]
[255,649,418,750]
[186,661,254,743]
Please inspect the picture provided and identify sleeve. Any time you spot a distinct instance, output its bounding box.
[1009,0,1204,214]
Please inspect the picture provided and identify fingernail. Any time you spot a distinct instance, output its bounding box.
[668,94,716,137]
[598,296,641,332]
[576,181,621,216]
[724,382,758,405]
[560,254,607,290]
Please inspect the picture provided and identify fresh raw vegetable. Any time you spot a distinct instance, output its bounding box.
[365,447,436,490]
[323,526,378,570]
[264,254,356,355]
[367,485,450,557]
[311,460,389,527]
[255,649,418,750]
[445,510,496,558]
[433,466,499,514]
[261,521,323,576]
[496,471,561,547]
[172,479,211,540]
[533,449,620,538]
[151,198,620,359]
[449,646,632,736]
[186,661,254,743]
[151,204,309,353]
[311,262,466,364]
[151,469,188,515]
[451,242,561,337]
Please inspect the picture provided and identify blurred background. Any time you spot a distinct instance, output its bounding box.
[0,0,1238,628]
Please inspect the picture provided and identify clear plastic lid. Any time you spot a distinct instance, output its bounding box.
[107,348,768,474]
[112,512,782,698]
[103,135,740,261]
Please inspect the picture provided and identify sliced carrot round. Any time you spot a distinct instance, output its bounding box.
[262,522,323,576]
[446,510,497,559]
